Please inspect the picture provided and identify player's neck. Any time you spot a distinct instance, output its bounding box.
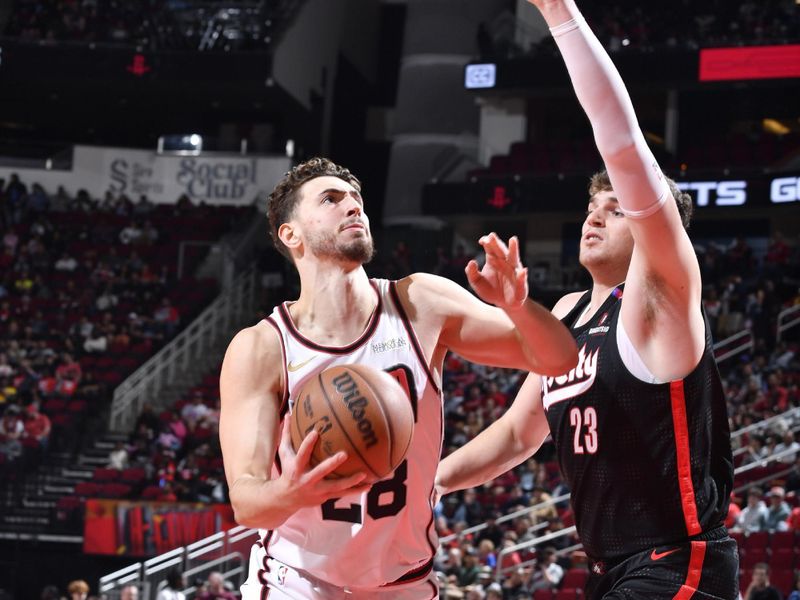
[292,265,376,340]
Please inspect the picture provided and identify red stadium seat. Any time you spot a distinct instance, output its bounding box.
[554,590,582,600]
[533,591,555,600]
[120,467,146,484]
[74,481,99,497]
[743,531,769,551]
[93,468,120,482]
[770,531,796,550]
[561,568,589,589]
[770,548,795,570]
[741,548,767,569]
[770,568,794,596]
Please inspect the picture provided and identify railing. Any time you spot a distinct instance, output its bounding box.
[108,266,258,432]
[439,493,568,546]
[712,327,754,363]
[777,303,800,343]
[99,526,258,600]
[494,444,800,578]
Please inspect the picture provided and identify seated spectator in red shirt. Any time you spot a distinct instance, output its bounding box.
[24,400,51,448]
[55,353,82,384]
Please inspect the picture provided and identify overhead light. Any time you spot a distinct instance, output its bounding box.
[644,131,665,145]
[763,118,790,135]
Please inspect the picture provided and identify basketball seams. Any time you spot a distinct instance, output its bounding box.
[349,365,395,474]
[319,368,382,480]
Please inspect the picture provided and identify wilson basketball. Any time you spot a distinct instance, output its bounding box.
[290,364,414,483]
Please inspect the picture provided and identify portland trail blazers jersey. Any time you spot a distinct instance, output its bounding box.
[542,285,733,562]
[256,278,442,588]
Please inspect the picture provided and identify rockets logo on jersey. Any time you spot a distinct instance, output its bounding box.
[542,344,599,410]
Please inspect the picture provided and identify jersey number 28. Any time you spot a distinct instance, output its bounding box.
[321,365,417,523]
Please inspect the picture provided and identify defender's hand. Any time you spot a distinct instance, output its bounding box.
[466,233,529,311]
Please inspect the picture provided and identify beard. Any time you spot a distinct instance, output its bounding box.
[307,229,375,264]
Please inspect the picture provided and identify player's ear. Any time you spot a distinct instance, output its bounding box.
[278,222,301,251]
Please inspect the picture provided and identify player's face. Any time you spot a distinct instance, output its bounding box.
[579,191,634,272]
[295,176,374,265]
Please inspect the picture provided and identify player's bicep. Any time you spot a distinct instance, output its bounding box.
[219,326,283,489]
[401,273,521,367]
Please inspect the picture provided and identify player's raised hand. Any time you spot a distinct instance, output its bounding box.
[465,233,529,310]
[275,418,370,506]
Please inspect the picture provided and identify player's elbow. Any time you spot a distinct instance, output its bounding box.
[533,343,578,377]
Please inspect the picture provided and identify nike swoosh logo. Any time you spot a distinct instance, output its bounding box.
[287,357,314,372]
[650,548,680,561]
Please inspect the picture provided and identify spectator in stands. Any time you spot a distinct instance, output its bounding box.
[529,486,558,525]
[744,563,783,600]
[453,488,485,526]
[181,391,210,431]
[40,585,60,600]
[23,399,51,450]
[726,492,742,530]
[529,547,563,591]
[484,582,503,600]
[119,585,138,600]
[788,571,800,600]
[119,221,142,245]
[456,549,483,587]
[108,441,129,470]
[153,298,180,337]
[156,570,185,600]
[786,456,800,495]
[196,572,236,600]
[775,431,800,464]
[439,546,464,584]
[765,486,791,532]
[0,404,24,460]
[66,580,89,600]
[736,487,769,533]
[54,251,78,272]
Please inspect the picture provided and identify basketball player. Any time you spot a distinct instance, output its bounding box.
[220,157,578,599]
[435,1,738,598]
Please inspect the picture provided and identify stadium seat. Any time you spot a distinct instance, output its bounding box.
[770,531,796,550]
[561,568,589,589]
[92,468,120,482]
[743,531,769,551]
[554,589,582,600]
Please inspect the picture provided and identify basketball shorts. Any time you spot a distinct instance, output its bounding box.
[585,526,739,600]
[240,544,439,600]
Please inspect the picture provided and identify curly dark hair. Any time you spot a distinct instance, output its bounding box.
[588,169,693,229]
[267,157,362,260]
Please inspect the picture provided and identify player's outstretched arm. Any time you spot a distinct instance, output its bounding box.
[530,0,703,373]
[399,233,577,375]
[435,372,549,496]
[220,325,369,530]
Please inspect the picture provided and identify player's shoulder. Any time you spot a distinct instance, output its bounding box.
[551,291,587,319]
[396,271,467,298]
[224,320,283,365]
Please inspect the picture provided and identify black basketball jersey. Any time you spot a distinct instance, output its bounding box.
[542,285,733,562]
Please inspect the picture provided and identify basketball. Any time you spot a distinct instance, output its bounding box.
[290,364,414,483]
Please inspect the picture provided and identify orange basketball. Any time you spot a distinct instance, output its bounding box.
[290,364,414,483]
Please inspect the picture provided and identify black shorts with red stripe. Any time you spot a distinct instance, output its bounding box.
[585,526,739,600]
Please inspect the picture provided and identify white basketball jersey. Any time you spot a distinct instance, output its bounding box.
[257,278,443,588]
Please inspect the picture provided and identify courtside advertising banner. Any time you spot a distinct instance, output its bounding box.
[0,146,291,206]
[83,499,237,556]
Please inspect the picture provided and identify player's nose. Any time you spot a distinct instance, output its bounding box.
[344,195,362,217]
